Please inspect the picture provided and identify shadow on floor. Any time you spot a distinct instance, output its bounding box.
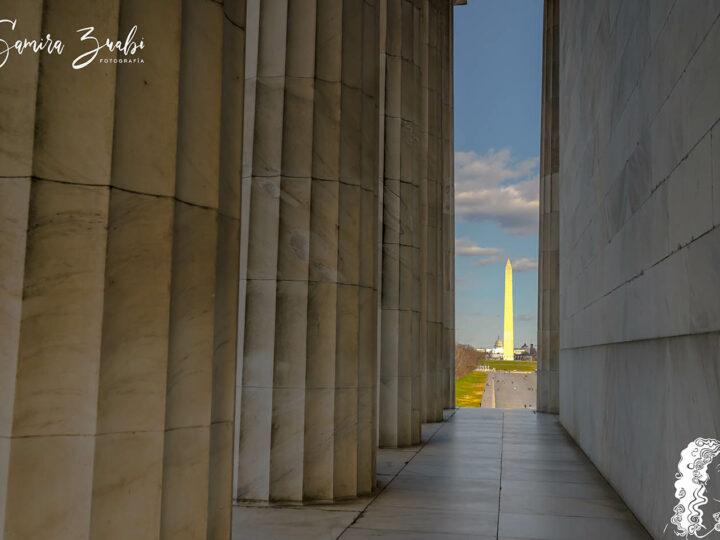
[232,408,651,539]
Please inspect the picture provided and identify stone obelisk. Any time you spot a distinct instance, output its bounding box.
[503,258,514,360]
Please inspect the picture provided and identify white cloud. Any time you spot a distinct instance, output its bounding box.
[455,149,539,235]
[472,255,504,267]
[455,238,537,272]
[512,257,538,272]
[455,238,502,257]
[455,238,504,266]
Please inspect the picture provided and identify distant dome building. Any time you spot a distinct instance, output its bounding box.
[484,336,505,358]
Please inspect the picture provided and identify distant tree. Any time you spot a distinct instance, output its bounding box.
[455,343,485,379]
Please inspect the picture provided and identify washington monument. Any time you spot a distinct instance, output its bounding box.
[503,258,514,360]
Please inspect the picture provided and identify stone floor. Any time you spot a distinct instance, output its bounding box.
[232,409,651,539]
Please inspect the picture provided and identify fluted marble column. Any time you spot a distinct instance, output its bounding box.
[420,0,454,423]
[378,0,456,441]
[235,0,379,502]
[379,0,424,448]
[418,0,433,424]
[0,1,245,538]
[537,0,560,414]
[441,2,456,409]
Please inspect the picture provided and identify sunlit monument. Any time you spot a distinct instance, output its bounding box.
[503,258,514,360]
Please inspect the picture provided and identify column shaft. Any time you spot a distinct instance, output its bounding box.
[421,0,451,423]
[418,0,431,424]
[0,1,246,538]
[236,0,379,503]
[537,0,560,413]
[379,0,455,432]
[379,0,424,448]
[441,3,456,409]
[3,2,119,537]
[92,5,181,538]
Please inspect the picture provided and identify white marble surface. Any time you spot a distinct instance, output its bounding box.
[236,0,382,503]
[0,1,41,177]
[174,0,223,208]
[14,180,109,438]
[1,1,246,536]
[32,0,119,186]
[111,0,182,197]
[558,2,720,537]
[0,179,29,439]
[233,409,649,539]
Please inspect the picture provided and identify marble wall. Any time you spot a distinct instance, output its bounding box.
[0,0,457,536]
[557,1,720,536]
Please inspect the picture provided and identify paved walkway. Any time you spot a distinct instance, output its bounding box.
[480,372,536,409]
[233,409,651,539]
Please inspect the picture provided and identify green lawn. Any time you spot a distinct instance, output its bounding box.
[455,371,488,407]
[455,360,537,407]
[479,360,537,372]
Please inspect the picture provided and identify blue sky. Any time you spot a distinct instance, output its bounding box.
[454,1,543,348]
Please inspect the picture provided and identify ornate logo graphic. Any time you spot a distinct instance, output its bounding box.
[670,438,720,538]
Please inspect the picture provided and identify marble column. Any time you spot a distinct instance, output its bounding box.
[379,0,424,448]
[417,0,430,426]
[378,0,455,436]
[537,0,560,413]
[235,0,379,502]
[0,1,245,538]
[420,0,453,423]
[441,3,456,410]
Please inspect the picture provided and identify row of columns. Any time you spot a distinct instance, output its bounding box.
[236,0,380,503]
[0,0,457,537]
[537,0,560,413]
[378,0,455,448]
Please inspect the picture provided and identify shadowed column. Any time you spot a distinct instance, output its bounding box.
[537,0,560,413]
[379,0,424,448]
[420,0,453,423]
[441,2,456,409]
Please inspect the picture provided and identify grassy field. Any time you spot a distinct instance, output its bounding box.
[455,371,489,407]
[455,360,537,407]
[479,360,537,372]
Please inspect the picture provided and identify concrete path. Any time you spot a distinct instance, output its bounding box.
[232,409,650,539]
[480,372,537,409]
